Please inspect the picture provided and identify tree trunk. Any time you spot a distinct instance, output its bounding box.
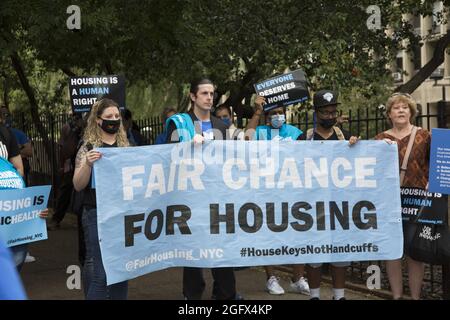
[2,76,9,109]
[223,59,262,127]
[10,51,53,164]
[61,67,77,77]
[395,31,450,94]
[105,60,114,75]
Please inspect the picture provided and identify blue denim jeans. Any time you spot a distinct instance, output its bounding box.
[10,244,28,272]
[82,207,128,300]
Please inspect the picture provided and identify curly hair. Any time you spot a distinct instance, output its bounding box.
[82,98,129,147]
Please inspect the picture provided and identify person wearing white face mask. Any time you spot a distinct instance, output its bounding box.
[245,96,303,141]
[245,95,309,296]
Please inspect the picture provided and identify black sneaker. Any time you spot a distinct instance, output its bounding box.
[310,297,320,300]
[332,297,346,300]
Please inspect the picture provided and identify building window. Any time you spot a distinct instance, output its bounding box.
[413,44,422,71]
[432,1,442,34]
[411,14,421,36]
[393,54,404,82]
[396,56,403,71]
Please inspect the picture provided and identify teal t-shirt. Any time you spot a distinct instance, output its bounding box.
[255,124,302,141]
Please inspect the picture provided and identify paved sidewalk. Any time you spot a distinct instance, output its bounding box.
[20,213,382,300]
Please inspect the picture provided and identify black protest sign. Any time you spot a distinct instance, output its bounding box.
[254,69,309,111]
[69,75,126,113]
[400,187,448,224]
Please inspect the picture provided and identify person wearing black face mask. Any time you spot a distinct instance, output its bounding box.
[298,90,358,300]
[299,89,358,143]
[99,117,121,134]
[73,98,129,300]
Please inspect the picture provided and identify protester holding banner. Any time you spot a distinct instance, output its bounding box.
[73,98,129,300]
[245,96,303,142]
[298,90,357,143]
[300,89,358,300]
[166,78,240,300]
[166,79,229,144]
[246,95,309,295]
[375,92,430,300]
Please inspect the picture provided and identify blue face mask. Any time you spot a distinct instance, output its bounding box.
[221,117,231,127]
[270,114,285,129]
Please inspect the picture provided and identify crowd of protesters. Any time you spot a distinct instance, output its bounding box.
[0,76,440,301]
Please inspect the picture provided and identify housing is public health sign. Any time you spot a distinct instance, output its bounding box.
[0,186,51,247]
[94,140,403,285]
[69,75,126,113]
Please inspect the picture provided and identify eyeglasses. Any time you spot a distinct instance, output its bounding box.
[390,92,412,99]
[317,110,338,117]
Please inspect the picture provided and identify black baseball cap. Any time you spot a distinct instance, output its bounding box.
[313,90,340,109]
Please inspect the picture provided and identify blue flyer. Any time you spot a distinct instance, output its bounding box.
[429,128,450,194]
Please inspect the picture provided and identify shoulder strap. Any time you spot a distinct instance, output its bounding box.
[400,126,418,186]
[333,126,345,140]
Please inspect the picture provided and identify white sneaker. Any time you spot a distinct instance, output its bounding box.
[25,253,36,263]
[290,277,310,295]
[266,276,285,295]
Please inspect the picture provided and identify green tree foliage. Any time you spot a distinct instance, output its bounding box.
[1,0,450,122]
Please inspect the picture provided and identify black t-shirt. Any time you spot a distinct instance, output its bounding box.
[298,128,351,141]
[0,125,20,160]
[82,141,118,209]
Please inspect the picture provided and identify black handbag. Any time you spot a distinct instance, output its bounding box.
[407,203,450,265]
[398,126,450,264]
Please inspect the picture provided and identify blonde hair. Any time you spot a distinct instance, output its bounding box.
[83,98,129,147]
[385,94,417,125]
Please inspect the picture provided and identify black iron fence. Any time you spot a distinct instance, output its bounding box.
[13,113,167,198]
[12,106,448,299]
[15,104,439,189]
